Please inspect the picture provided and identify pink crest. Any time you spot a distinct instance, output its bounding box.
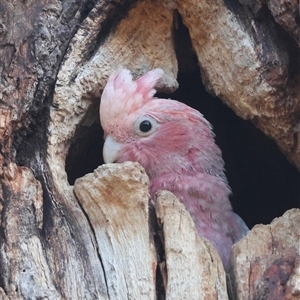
[100,68,164,134]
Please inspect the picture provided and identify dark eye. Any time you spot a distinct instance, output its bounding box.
[139,120,152,132]
[134,116,158,137]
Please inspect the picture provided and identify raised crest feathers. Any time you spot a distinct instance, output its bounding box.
[100,68,164,133]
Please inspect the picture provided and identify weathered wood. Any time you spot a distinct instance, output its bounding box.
[240,0,300,47]
[45,1,178,297]
[0,0,149,298]
[73,163,229,299]
[176,0,300,169]
[49,0,177,171]
[0,0,299,298]
[230,208,300,300]
[156,190,228,300]
[74,162,156,299]
[0,164,60,299]
[0,287,9,300]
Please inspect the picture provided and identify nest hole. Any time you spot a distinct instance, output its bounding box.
[65,67,300,229]
[65,101,105,185]
[65,14,300,229]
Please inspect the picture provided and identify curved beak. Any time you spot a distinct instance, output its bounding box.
[103,135,123,163]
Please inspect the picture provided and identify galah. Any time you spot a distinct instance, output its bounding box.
[99,68,248,271]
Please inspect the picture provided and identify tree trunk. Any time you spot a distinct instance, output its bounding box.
[0,0,299,299]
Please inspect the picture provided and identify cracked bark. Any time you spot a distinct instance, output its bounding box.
[231,209,300,300]
[0,0,299,299]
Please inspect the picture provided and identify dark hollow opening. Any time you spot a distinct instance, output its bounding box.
[65,121,104,185]
[65,101,105,185]
[65,14,300,229]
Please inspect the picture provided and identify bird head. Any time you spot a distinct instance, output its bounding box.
[100,68,225,179]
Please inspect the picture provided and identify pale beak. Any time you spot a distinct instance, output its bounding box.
[103,135,123,163]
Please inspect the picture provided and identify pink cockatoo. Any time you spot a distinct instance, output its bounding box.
[100,68,248,271]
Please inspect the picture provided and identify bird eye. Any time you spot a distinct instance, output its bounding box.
[139,120,152,132]
[134,116,158,137]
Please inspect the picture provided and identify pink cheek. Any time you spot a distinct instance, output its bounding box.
[116,145,138,163]
[117,144,150,170]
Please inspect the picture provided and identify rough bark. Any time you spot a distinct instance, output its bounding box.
[230,208,300,300]
[1,164,59,299]
[176,0,300,169]
[0,0,299,298]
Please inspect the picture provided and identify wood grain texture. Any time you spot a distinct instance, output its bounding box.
[231,208,300,300]
[156,190,228,300]
[0,164,60,299]
[176,0,300,169]
[74,162,156,299]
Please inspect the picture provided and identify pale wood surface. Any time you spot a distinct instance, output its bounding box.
[74,162,156,300]
[156,190,228,300]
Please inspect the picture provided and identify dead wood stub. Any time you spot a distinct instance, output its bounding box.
[155,190,228,300]
[231,208,300,300]
[74,162,229,300]
[74,162,156,299]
